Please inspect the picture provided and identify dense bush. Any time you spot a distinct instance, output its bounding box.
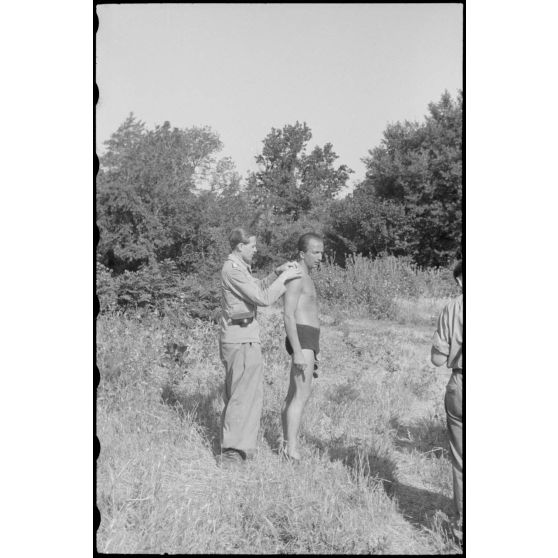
[96,260,219,320]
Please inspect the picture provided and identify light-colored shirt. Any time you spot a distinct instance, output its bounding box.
[219,253,286,343]
[432,294,463,370]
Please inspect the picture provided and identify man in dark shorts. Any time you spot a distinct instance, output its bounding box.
[281,232,323,461]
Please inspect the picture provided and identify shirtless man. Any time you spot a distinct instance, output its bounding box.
[281,232,324,461]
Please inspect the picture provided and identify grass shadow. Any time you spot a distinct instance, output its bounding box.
[392,482,454,528]
[304,434,398,495]
[161,382,223,456]
[388,416,456,528]
[261,408,284,454]
[305,432,454,531]
[390,416,450,458]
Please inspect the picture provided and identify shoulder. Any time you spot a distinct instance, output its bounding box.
[285,274,303,291]
[222,258,241,273]
[446,294,463,314]
[438,295,462,324]
[222,260,251,284]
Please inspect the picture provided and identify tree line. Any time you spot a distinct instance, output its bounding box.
[96,91,462,311]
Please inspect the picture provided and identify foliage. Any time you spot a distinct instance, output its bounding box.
[246,121,353,220]
[96,114,237,273]
[96,260,219,320]
[326,196,413,265]
[314,254,459,320]
[96,91,462,313]
[333,91,462,267]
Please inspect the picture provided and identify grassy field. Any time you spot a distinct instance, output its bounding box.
[96,286,462,554]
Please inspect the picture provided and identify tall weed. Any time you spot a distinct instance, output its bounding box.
[315,254,458,320]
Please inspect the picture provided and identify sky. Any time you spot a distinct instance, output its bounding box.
[96,3,462,187]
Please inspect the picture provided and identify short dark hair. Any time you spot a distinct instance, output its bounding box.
[453,260,463,280]
[229,228,253,250]
[297,232,323,253]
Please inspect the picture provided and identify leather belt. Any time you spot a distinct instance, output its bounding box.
[231,316,254,327]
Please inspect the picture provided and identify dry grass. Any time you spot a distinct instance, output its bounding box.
[96,299,462,554]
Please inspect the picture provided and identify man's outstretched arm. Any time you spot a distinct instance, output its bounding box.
[226,266,300,307]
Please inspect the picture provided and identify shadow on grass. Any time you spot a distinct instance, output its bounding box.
[388,416,455,525]
[305,432,454,530]
[390,416,450,458]
[305,434,398,495]
[393,483,454,528]
[261,408,284,454]
[160,382,223,456]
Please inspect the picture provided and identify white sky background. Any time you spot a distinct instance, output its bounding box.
[96,3,462,188]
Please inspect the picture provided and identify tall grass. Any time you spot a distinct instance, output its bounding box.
[96,302,462,554]
[97,254,458,323]
[314,254,458,320]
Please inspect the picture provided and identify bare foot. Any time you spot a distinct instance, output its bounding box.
[282,446,301,461]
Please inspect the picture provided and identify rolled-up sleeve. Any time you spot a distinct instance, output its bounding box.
[225,268,285,307]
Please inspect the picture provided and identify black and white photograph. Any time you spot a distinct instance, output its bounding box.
[95,3,463,554]
[7,1,558,557]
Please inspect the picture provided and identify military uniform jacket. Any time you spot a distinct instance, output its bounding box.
[219,253,286,343]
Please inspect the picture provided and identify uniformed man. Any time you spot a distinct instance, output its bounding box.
[218,227,301,467]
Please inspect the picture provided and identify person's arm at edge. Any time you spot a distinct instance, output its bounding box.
[431,304,451,367]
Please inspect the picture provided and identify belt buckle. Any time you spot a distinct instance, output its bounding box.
[231,311,254,327]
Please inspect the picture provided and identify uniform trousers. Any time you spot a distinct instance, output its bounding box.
[219,341,263,458]
[445,370,463,519]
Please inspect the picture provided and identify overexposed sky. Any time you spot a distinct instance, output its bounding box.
[96,3,462,185]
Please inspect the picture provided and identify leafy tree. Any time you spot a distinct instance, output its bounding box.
[327,194,414,264]
[352,90,462,267]
[247,122,352,220]
[97,114,229,273]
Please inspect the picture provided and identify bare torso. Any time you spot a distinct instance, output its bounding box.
[294,272,319,327]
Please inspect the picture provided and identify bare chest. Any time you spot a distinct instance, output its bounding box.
[300,275,317,300]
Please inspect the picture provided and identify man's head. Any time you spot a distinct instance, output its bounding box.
[453,260,463,290]
[297,232,324,271]
[230,228,257,265]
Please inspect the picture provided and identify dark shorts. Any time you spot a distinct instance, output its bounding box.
[285,324,320,357]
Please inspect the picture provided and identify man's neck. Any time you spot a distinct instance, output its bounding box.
[299,260,310,275]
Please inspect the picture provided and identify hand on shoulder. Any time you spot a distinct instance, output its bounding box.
[281,266,302,283]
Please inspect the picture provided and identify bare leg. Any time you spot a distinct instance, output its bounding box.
[281,349,314,459]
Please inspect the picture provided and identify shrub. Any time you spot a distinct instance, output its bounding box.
[96,262,120,313]
[96,259,220,320]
